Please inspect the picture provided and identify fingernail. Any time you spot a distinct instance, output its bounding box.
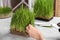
[29,24,31,26]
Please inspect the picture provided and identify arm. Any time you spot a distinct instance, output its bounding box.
[26,24,45,40]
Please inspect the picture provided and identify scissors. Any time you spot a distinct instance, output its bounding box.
[35,23,60,32]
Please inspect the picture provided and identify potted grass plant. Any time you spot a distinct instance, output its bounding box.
[10,4,35,36]
[0,7,12,18]
[0,0,12,18]
[34,0,54,21]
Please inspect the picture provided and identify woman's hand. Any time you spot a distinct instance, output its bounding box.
[26,24,44,40]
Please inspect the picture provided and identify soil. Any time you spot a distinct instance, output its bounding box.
[36,16,53,21]
[10,28,29,37]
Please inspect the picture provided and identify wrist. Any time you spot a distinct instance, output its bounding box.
[36,37,44,40]
[37,32,44,40]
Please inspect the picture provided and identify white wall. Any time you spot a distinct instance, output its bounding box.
[28,0,35,11]
[0,0,3,7]
[29,0,36,12]
[0,0,11,8]
[7,0,11,8]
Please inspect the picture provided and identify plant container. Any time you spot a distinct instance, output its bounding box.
[34,0,54,21]
[0,0,12,19]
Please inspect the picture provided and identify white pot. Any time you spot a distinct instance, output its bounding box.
[0,17,11,36]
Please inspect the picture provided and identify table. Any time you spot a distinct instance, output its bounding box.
[0,17,60,40]
[35,17,60,40]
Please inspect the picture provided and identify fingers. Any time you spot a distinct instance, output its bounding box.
[26,24,33,30]
[26,24,32,33]
[26,26,29,30]
[26,24,34,32]
[26,25,30,32]
[26,26,29,32]
[29,24,33,28]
